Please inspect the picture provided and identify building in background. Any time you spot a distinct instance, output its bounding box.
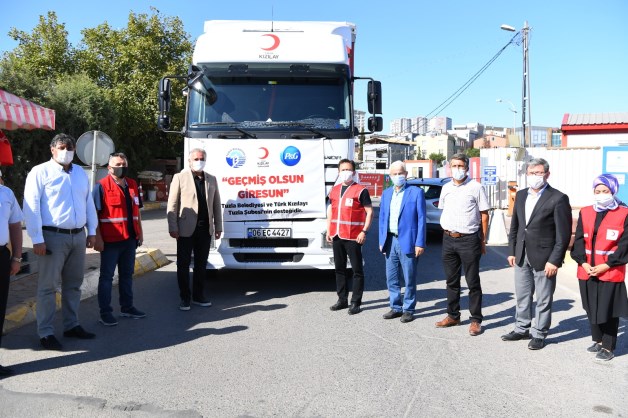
[560,112,628,147]
[427,116,452,134]
[354,109,366,133]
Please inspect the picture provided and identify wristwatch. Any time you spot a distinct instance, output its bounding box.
[11,257,22,263]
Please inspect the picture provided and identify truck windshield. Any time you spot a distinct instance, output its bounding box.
[187,67,350,131]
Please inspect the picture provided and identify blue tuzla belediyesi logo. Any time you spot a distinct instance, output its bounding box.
[226,148,246,168]
[280,145,301,166]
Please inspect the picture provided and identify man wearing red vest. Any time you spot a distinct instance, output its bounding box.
[93,152,145,326]
[326,159,373,315]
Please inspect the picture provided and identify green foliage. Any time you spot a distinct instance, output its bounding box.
[465,147,480,158]
[0,7,192,200]
[428,153,446,165]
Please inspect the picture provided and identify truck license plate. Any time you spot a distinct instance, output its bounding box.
[247,228,292,238]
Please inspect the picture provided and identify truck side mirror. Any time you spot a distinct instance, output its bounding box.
[367,80,382,115]
[368,116,383,132]
[157,78,172,131]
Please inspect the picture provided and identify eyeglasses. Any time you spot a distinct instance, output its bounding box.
[528,171,546,176]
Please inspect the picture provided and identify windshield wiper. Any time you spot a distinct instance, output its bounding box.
[190,122,256,138]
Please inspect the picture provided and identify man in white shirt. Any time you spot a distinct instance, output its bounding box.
[0,181,23,377]
[435,153,490,336]
[23,134,98,351]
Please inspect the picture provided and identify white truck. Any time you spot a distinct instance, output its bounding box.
[157,20,383,270]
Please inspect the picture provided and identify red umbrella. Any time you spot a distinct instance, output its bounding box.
[0,89,55,131]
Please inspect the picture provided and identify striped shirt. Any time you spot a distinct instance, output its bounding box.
[439,177,489,234]
[388,185,405,234]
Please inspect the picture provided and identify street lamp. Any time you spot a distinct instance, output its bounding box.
[501,21,531,148]
[496,98,517,134]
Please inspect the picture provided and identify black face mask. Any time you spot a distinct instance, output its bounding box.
[111,166,128,178]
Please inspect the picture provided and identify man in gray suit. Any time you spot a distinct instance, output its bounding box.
[167,148,222,311]
[503,158,572,350]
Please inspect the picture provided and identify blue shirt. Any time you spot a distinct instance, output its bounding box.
[23,159,98,244]
[0,185,23,246]
[388,185,405,234]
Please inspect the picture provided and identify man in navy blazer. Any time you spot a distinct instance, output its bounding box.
[378,161,427,323]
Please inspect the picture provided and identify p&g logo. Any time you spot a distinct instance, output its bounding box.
[280,146,301,167]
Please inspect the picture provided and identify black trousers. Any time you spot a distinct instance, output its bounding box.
[332,236,364,304]
[442,233,483,323]
[176,225,211,302]
[591,318,620,351]
[0,246,10,348]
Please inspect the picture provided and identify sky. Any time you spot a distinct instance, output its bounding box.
[1,0,627,134]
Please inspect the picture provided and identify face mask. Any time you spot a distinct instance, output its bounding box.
[111,166,128,178]
[527,175,545,190]
[593,194,615,208]
[452,168,466,181]
[338,170,354,183]
[55,149,74,165]
[191,160,206,172]
[391,174,406,187]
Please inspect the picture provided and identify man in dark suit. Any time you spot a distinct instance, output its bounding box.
[503,158,572,350]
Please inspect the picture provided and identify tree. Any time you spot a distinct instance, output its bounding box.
[0,8,193,199]
[465,147,480,158]
[428,152,446,166]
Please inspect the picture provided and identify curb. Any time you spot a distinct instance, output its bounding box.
[2,248,170,335]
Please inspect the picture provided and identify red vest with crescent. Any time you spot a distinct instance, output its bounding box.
[576,205,627,282]
[98,175,141,242]
[329,183,367,240]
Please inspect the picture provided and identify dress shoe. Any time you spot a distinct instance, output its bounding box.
[400,312,414,323]
[435,316,460,328]
[587,342,602,353]
[382,309,402,320]
[469,322,482,336]
[0,364,15,378]
[40,335,63,351]
[528,337,545,350]
[63,325,96,339]
[329,300,349,311]
[348,303,361,315]
[501,330,530,341]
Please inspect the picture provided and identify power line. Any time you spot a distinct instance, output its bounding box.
[412,33,520,133]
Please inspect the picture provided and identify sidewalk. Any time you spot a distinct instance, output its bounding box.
[2,201,170,335]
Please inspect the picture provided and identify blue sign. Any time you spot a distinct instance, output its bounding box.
[483,166,497,185]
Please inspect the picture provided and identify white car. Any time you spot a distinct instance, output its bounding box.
[406,177,452,233]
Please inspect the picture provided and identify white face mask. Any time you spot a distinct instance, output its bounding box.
[191,160,206,172]
[527,175,545,190]
[593,193,615,208]
[54,149,74,165]
[338,170,354,183]
[452,168,466,181]
[391,174,406,187]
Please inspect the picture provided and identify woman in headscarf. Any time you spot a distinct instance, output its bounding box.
[571,174,628,361]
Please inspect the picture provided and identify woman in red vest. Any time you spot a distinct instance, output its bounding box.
[571,174,628,361]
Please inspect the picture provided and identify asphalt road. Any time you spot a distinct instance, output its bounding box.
[0,209,626,417]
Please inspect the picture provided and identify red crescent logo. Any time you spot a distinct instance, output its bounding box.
[258,147,269,159]
[261,34,280,51]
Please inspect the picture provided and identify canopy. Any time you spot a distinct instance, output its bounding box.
[0,88,55,131]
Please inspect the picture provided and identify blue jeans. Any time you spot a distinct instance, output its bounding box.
[98,238,137,314]
[384,235,419,313]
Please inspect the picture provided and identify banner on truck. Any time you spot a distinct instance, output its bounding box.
[193,138,326,221]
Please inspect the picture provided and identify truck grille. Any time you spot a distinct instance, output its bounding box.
[233,253,305,263]
[229,238,309,248]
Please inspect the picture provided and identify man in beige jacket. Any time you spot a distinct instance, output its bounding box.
[167,148,222,311]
